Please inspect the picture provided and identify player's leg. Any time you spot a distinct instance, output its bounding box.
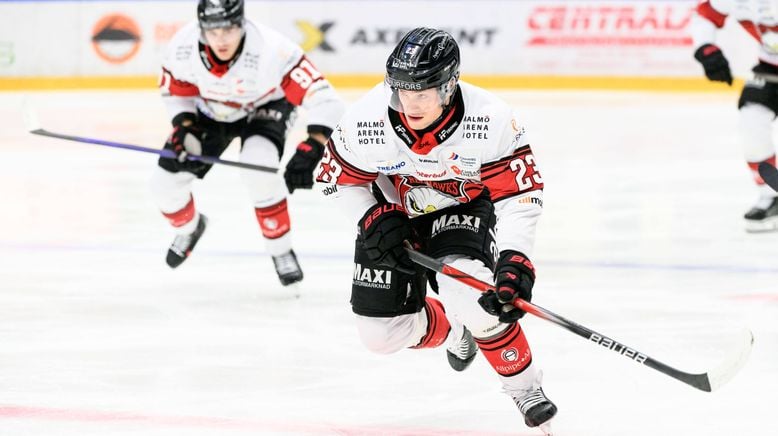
[151,115,232,267]
[240,100,303,286]
[351,236,451,354]
[738,78,778,232]
[419,196,557,428]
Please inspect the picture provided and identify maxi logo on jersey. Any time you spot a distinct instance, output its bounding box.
[431,214,482,237]
[353,264,393,289]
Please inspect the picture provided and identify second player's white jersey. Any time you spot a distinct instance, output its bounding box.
[316,81,544,255]
[159,19,342,128]
[693,0,778,65]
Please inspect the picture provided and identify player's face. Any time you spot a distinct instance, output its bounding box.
[203,25,243,61]
[397,88,444,130]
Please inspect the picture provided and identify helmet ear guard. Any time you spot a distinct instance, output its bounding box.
[436,72,460,107]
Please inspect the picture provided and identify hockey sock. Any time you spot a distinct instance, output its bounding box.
[749,155,777,186]
[162,196,199,232]
[255,199,291,239]
[475,322,533,377]
[410,297,451,349]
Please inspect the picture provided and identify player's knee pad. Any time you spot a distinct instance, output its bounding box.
[351,237,427,317]
[738,104,777,162]
[149,166,196,213]
[355,312,427,354]
[240,135,286,205]
[434,255,504,338]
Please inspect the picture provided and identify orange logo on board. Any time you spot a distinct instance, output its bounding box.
[91,14,141,64]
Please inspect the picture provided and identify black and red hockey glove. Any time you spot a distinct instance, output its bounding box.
[162,113,206,173]
[694,44,733,85]
[358,203,415,275]
[478,250,535,323]
[284,137,325,193]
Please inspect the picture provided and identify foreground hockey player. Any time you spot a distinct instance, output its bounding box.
[692,0,778,231]
[316,28,557,431]
[151,0,343,285]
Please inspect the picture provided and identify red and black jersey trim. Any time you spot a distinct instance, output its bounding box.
[329,140,377,183]
[697,1,727,28]
[160,67,200,97]
[480,145,531,181]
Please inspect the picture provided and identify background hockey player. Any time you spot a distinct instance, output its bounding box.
[151,0,344,286]
[316,28,557,432]
[692,0,778,231]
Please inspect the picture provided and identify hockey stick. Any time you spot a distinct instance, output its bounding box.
[405,248,753,392]
[23,108,277,173]
[757,162,778,192]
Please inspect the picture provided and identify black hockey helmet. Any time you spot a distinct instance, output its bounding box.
[385,27,460,104]
[197,0,244,30]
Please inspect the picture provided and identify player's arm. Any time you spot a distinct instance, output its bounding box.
[691,0,733,85]
[281,51,346,192]
[315,126,414,273]
[158,48,206,171]
[477,115,544,323]
[315,125,379,222]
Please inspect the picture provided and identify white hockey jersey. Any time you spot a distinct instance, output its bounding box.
[316,82,544,256]
[692,0,778,64]
[159,20,342,129]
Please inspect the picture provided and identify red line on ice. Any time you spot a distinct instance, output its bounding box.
[0,405,516,436]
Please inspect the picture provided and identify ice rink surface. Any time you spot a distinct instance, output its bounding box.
[0,88,776,436]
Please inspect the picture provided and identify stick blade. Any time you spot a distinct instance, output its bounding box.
[705,328,754,392]
[758,162,778,192]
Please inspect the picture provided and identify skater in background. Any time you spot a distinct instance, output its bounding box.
[151,0,344,285]
[693,0,778,231]
[316,27,557,432]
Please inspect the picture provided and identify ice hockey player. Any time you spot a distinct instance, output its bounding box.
[151,0,344,285]
[315,27,557,432]
[692,0,778,231]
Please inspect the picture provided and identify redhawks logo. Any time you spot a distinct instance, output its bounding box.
[502,348,519,362]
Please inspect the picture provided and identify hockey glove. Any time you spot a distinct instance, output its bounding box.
[284,137,325,193]
[358,203,415,275]
[162,113,207,173]
[694,44,733,85]
[478,250,535,323]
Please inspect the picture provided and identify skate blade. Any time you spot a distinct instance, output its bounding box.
[285,282,302,299]
[744,216,778,233]
[539,422,554,436]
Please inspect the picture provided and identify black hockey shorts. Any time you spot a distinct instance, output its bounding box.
[739,63,778,115]
[158,98,297,178]
[350,195,498,317]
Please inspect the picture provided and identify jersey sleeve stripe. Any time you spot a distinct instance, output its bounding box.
[480,145,531,178]
[160,67,200,97]
[329,141,378,181]
[697,1,727,28]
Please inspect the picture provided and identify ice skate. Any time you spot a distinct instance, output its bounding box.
[744,196,778,232]
[446,326,477,372]
[508,371,557,429]
[166,214,208,268]
[272,249,303,286]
